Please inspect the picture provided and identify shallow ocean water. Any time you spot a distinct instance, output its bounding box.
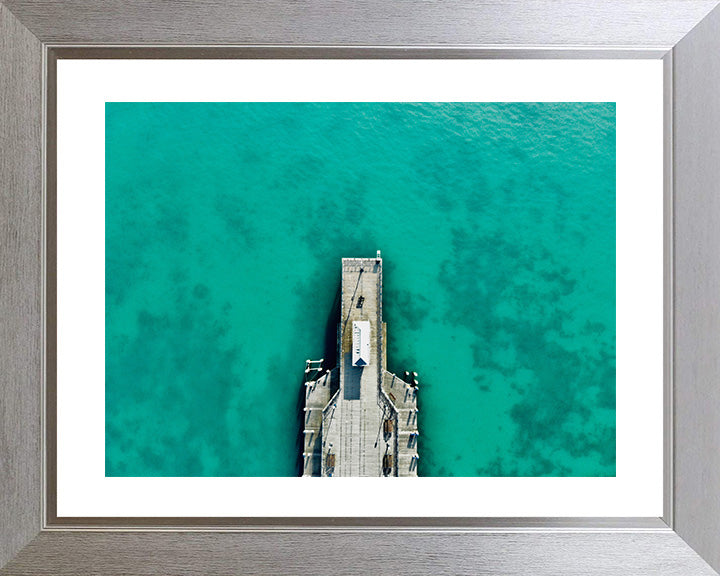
[105,102,616,477]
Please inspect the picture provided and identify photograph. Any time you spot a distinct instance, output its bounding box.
[104,102,616,479]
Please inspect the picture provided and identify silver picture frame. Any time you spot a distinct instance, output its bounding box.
[2,1,720,574]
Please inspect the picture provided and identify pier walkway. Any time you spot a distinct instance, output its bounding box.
[302,254,419,477]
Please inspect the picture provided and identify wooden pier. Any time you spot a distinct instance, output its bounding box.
[302,253,419,477]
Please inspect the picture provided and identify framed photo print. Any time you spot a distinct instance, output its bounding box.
[2,2,720,575]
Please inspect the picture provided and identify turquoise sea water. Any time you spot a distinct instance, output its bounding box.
[105,102,616,477]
